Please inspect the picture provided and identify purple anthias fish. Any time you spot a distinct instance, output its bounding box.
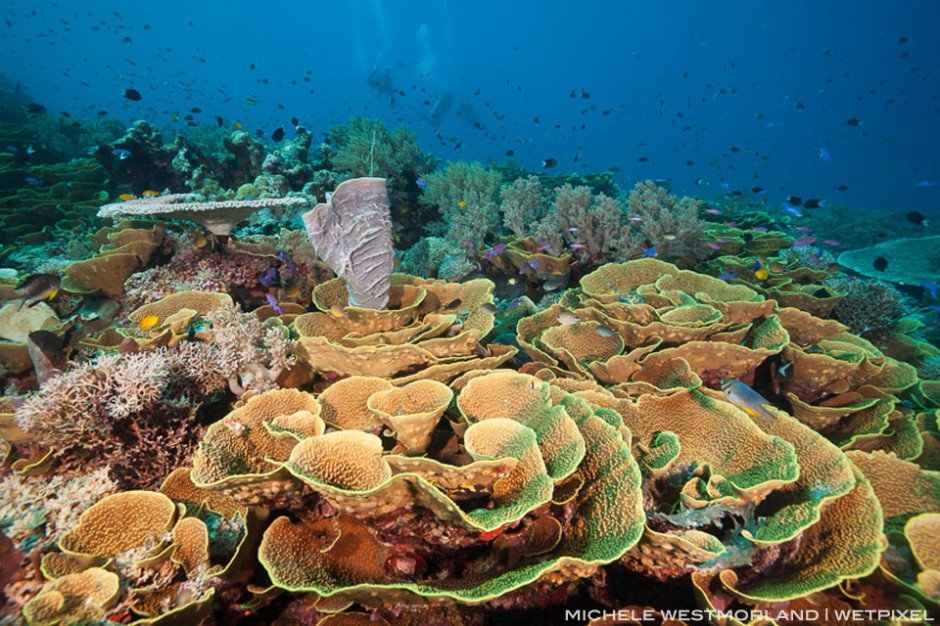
[717,271,738,282]
[278,251,298,276]
[416,178,428,189]
[792,235,817,247]
[259,267,278,287]
[483,243,506,260]
[265,293,284,315]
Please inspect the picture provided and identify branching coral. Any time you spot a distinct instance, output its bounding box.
[13,342,228,488]
[830,277,909,335]
[203,301,295,395]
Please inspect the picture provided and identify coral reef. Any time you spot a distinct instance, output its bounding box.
[2,110,939,623]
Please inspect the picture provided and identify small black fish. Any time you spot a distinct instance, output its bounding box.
[832,185,848,191]
[873,256,889,272]
[795,102,806,110]
[752,187,764,193]
[123,88,142,101]
[787,196,803,206]
[637,156,649,162]
[906,211,929,227]
[505,149,515,157]
[25,103,47,117]
[216,115,224,127]
[803,198,822,209]
[291,116,299,126]
[191,107,201,113]
[542,158,558,168]
[846,118,861,126]
[581,90,590,99]
[271,127,285,142]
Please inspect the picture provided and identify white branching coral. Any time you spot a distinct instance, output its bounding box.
[13,343,229,488]
[203,302,295,395]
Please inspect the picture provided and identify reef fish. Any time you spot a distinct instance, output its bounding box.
[16,274,60,310]
[721,379,777,421]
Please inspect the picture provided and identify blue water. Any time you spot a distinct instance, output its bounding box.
[2,0,938,214]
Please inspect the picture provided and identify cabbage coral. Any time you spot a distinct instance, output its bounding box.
[189,376,645,607]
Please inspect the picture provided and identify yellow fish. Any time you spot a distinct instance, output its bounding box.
[138,314,160,330]
[193,232,208,248]
[330,303,347,318]
[233,122,243,130]
[141,190,160,198]
[118,193,136,202]
[754,268,769,280]
[458,201,468,207]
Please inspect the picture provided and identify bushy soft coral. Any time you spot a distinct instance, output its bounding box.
[329,116,437,243]
[626,180,707,263]
[500,175,549,238]
[14,342,228,489]
[830,277,908,334]
[420,161,502,252]
[532,183,641,263]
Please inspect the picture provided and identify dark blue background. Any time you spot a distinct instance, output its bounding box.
[2,0,938,214]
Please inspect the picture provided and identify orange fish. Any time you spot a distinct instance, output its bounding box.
[233,122,243,130]
[141,190,159,198]
[118,193,136,202]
